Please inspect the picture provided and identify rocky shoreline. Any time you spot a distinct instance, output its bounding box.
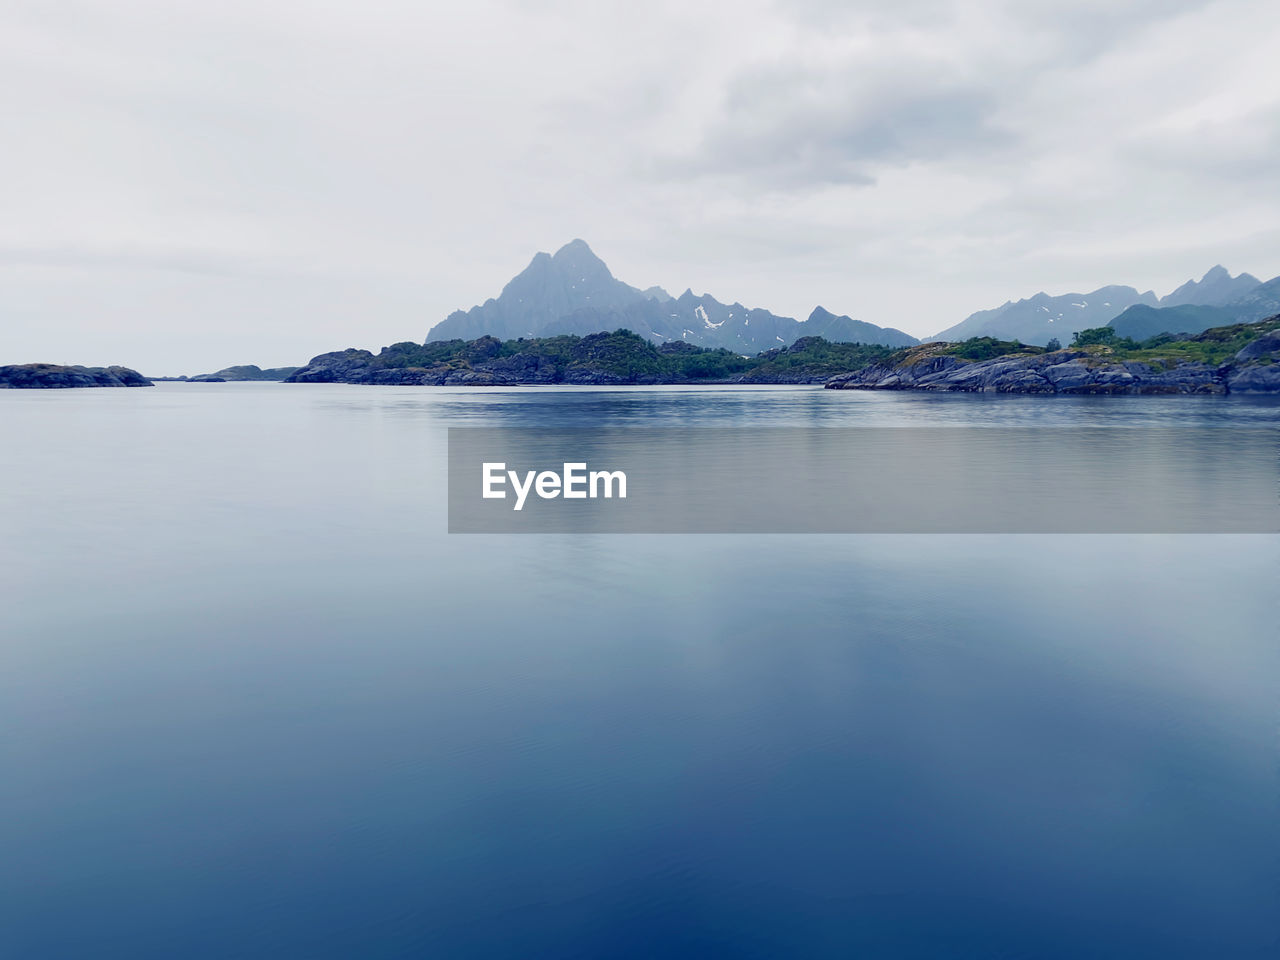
[824,330,1280,395]
[0,364,153,389]
[14,319,1275,394]
[285,320,1280,393]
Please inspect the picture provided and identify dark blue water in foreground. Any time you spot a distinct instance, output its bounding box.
[1,384,1277,958]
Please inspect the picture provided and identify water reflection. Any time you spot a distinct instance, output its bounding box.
[0,384,1275,959]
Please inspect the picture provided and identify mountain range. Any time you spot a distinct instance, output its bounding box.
[1108,273,1280,340]
[427,239,917,351]
[931,265,1279,345]
[427,242,1276,351]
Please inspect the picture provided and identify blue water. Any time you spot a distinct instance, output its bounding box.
[1,383,1276,958]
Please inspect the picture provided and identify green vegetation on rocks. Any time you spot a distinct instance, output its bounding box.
[826,316,1280,395]
[1070,318,1280,366]
[288,330,896,385]
[288,315,1280,394]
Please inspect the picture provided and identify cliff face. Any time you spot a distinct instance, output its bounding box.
[0,364,153,388]
[825,328,1280,395]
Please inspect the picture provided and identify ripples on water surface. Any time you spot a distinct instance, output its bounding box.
[1,384,1276,958]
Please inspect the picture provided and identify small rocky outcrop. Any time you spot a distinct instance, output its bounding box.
[1229,330,1280,363]
[189,364,300,382]
[287,349,379,383]
[1221,331,1280,393]
[0,364,153,388]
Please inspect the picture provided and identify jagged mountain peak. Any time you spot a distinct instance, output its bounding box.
[930,284,1156,345]
[930,266,1273,345]
[513,240,611,280]
[803,305,917,348]
[430,240,641,341]
[1161,265,1261,308]
[427,242,916,350]
[554,237,594,257]
[550,238,610,273]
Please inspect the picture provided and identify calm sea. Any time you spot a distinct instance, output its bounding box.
[2,383,1276,958]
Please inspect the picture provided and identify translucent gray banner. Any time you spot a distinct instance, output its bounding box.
[448,428,1280,533]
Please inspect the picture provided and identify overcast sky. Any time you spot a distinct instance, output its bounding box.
[3,0,1278,373]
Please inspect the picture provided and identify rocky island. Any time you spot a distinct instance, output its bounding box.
[153,364,301,383]
[0,364,153,388]
[191,364,299,382]
[286,331,894,386]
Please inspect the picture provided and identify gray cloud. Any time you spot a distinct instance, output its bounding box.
[1000,0,1220,59]
[654,0,1223,191]
[664,59,1010,188]
[1,0,1278,371]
